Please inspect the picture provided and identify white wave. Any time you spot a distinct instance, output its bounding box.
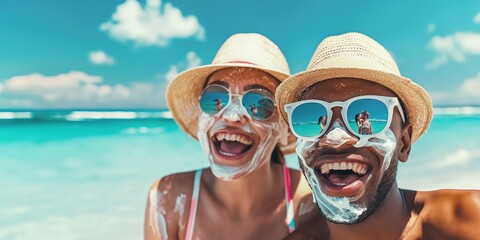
[433,106,480,115]
[65,111,138,120]
[123,127,164,135]
[0,112,32,119]
[427,148,480,169]
[64,111,172,120]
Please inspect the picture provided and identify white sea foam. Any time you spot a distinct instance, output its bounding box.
[124,127,164,135]
[434,106,480,115]
[0,112,32,119]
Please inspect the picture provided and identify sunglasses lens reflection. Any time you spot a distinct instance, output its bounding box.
[291,102,328,138]
[347,99,389,135]
[199,85,229,115]
[242,91,275,120]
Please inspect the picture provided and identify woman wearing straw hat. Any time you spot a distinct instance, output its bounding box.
[144,33,324,240]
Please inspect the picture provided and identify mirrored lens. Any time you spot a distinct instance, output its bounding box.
[243,91,275,120]
[347,99,388,135]
[199,85,229,115]
[291,102,328,138]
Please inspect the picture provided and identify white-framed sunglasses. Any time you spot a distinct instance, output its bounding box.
[284,95,405,141]
[199,84,276,121]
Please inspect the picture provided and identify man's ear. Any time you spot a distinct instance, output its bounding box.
[398,123,413,163]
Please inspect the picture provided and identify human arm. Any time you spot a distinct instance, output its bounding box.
[144,177,181,240]
[414,190,480,240]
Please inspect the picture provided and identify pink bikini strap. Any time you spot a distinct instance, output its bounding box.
[283,166,296,233]
[185,169,202,240]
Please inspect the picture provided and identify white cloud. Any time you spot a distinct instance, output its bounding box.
[0,71,168,108]
[161,51,202,82]
[474,12,480,24]
[426,31,480,69]
[0,51,202,109]
[100,0,205,47]
[460,72,480,97]
[185,51,201,69]
[165,65,178,82]
[428,72,480,105]
[4,71,102,93]
[89,50,115,65]
[427,23,436,33]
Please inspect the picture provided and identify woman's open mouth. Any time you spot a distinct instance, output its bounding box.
[314,161,371,197]
[212,132,254,160]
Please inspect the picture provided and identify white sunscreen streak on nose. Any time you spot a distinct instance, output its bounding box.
[324,124,351,148]
[222,96,250,122]
[296,127,398,223]
[149,188,168,239]
[174,194,187,229]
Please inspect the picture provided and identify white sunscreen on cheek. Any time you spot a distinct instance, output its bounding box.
[359,129,397,172]
[197,110,281,180]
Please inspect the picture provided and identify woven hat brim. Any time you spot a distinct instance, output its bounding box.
[166,63,297,155]
[276,68,433,143]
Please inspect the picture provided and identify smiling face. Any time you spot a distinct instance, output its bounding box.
[296,77,409,223]
[197,67,286,180]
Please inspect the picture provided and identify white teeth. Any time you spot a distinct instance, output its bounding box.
[215,133,252,145]
[319,161,369,175]
[333,162,340,170]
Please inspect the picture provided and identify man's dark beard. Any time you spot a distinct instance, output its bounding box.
[321,159,399,225]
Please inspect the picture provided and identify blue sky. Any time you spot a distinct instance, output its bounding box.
[1,0,480,109]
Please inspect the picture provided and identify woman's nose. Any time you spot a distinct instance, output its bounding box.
[221,97,248,124]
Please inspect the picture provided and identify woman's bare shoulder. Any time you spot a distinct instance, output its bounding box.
[144,170,204,240]
[148,169,206,206]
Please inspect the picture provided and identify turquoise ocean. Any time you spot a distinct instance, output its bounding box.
[1,108,479,239]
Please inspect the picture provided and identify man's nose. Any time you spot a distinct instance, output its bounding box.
[221,97,248,124]
[318,110,357,148]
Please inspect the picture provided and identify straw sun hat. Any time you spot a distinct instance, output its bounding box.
[276,32,433,143]
[167,33,296,154]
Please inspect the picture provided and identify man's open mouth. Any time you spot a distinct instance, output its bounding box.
[213,132,254,158]
[315,161,370,187]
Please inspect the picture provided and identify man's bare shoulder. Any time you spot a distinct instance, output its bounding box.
[411,189,480,239]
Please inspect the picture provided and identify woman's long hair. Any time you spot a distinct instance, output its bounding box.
[271,144,285,165]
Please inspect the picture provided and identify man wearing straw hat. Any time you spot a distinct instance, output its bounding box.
[277,32,480,239]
